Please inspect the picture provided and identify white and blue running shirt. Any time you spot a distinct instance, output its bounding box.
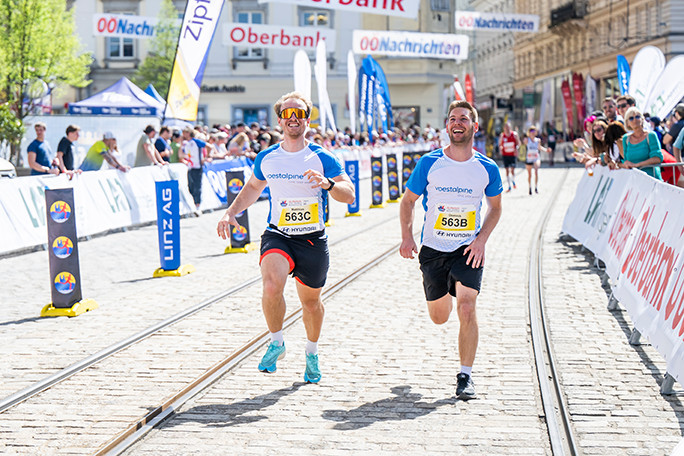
[253,142,344,235]
[406,149,503,252]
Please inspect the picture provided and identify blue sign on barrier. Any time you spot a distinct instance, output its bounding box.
[155,180,181,271]
[345,160,360,214]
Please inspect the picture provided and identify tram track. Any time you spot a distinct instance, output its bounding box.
[96,239,403,456]
[0,213,400,416]
[527,167,579,456]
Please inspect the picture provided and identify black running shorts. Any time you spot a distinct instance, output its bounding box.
[502,155,516,168]
[418,244,483,301]
[260,229,329,289]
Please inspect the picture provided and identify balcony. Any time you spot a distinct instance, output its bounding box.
[549,1,587,35]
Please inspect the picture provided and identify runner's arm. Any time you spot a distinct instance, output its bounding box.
[217,175,267,239]
[464,193,502,268]
[399,189,420,259]
[303,169,355,205]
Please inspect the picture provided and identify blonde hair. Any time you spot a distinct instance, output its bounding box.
[623,107,642,131]
[273,92,313,118]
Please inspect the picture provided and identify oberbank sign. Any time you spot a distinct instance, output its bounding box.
[223,23,336,50]
[93,14,180,39]
[455,11,539,33]
[353,30,469,60]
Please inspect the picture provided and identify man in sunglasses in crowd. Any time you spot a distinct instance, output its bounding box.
[602,97,623,124]
[216,92,355,384]
[616,95,635,121]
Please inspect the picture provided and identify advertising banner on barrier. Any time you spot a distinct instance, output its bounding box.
[223,23,335,50]
[155,180,181,271]
[258,0,420,19]
[93,14,177,39]
[225,170,252,251]
[352,30,468,60]
[345,160,361,215]
[45,189,83,308]
[386,153,400,202]
[563,167,684,383]
[455,11,539,33]
[401,152,413,193]
[370,156,384,207]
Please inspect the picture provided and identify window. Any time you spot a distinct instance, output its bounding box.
[300,10,330,27]
[430,0,450,12]
[107,36,134,59]
[235,11,264,59]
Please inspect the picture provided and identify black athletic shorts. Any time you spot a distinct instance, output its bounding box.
[502,155,516,168]
[260,228,329,289]
[418,244,483,301]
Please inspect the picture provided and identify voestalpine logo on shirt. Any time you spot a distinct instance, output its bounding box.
[266,172,305,180]
[435,185,473,194]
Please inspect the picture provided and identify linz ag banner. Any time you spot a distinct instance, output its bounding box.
[258,0,419,19]
[223,23,336,50]
[353,30,468,60]
[455,11,539,33]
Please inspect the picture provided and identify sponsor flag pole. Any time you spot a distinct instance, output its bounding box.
[293,50,312,100]
[165,0,225,121]
[347,51,357,135]
[41,189,98,317]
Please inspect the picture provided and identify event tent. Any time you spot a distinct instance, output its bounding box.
[144,84,165,105]
[68,77,164,116]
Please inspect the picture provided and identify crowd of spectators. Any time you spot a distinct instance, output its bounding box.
[571,97,684,187]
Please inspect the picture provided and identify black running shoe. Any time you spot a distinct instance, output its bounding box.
[456,373,476,400]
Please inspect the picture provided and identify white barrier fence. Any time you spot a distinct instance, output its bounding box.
[562,166,684,387]
[0,143,434,256]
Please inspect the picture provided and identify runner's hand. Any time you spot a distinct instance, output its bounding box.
[464,237,485,268]
[303,169,328,189]
[400,237,418,259]
[217,212,240,240]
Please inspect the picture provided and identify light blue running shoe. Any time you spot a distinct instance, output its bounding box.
[304,352,321,383]
[258,340,285,373]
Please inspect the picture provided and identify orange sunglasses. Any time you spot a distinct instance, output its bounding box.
[279,107,309,119]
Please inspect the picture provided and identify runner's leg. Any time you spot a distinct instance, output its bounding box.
[296,281,325,343]
[261,253,290,332]
[455,283,479,367]
[426,294,453,325]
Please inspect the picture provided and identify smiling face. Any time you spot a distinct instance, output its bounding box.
[277,98,310,140]
[446,107,478,145]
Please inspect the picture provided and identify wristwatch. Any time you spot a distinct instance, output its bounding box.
[325,177,335,190]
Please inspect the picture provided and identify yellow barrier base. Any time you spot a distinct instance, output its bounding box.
[369,203,387,209]
[325,220,334,227]
[345,211,363,217]
[386,198,401,204]
[224,243,256,254]
[153,264,196,278]
[40,298,99,318]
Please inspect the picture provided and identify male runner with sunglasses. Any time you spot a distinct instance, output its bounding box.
[217,92,355,383]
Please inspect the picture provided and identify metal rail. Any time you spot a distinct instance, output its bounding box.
[528,168,579,456]
[97,240,403,456]
[0,214,398,415]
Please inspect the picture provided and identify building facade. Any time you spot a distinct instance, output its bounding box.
[62,0,467,131]
[513,0,684,135]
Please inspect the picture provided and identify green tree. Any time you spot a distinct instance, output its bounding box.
[0,0,91,165]
[132,0,181,100]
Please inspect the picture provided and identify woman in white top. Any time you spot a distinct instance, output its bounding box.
[522,125,547,195]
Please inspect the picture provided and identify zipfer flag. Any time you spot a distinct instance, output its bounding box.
[166,0,225,121]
